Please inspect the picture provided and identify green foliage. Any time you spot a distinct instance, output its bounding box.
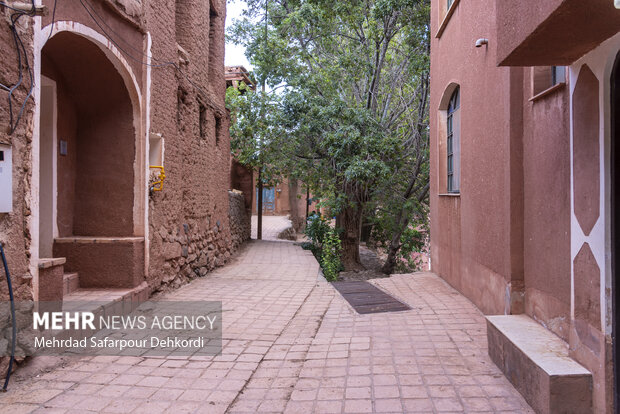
[371,209,428,272]
[321,226,342,281]
[303,212,330,248]
[228,0,431,270]
[303,213,343,280]
[225,83,283,186]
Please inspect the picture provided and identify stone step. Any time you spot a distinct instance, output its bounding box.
[38,257,66,302]
[487,315,592,414]
[38,282,150,343]
[63,272,79,296]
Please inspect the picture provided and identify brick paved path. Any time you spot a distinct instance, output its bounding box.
[0,241,533,413]
[251,216,294,241]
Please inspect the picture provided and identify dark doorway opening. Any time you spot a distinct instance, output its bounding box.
[612,50,620,414]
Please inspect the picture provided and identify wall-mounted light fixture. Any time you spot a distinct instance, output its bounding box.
[475,38,489,48]
[615,0,620,9]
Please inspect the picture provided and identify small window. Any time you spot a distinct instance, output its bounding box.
[149,133,164,166]
[532,66,566,96]
[215,114,222,145]
[208,3,219,79]
[447,87,460,193]
[199,104,207,139]
[551,66,566,85]
[177,86,188,126]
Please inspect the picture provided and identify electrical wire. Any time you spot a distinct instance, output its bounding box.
[0,243,16,392]
[78,0,221,112]
[1,0,222,135]
[45,0,58,43]
[0,0,36,135]
[0,1,30,13]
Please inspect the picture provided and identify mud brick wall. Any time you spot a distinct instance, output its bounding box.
[0,5,36,301]
[145,0,237,292]
[0,0,242,300]
[228,191,251,251]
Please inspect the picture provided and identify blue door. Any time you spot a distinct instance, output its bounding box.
[257,187,275,213]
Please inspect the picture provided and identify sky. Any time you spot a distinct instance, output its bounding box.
[225,0,252,69]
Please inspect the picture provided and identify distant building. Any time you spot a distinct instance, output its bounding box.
[225,65,255,90]
[0,1,247,305]
[226,65,254,237]
[225,65,318,229]
[430,0,620,412]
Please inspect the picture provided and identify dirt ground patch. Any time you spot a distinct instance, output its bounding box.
[337,244,390,281]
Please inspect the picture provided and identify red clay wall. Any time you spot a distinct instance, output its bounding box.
[521,71,572,340]
[0,6,36,301]
[0,0,240,300]
[431,0,573,334]
[430,0,517,315]
[252,177,293,216]
[42,32,136,237]
[145,0,237,291]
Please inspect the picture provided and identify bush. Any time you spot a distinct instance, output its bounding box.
[304,212,330,247]
[370,213,427,273]
[303,213,342,281]
[321,226,342,281]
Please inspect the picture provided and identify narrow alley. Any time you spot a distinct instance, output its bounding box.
[0,239,533,413]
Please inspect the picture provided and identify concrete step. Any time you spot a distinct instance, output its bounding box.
[487,315,592,414]
[63,272,79,296]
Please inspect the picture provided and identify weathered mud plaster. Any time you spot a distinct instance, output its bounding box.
[0,0,248,304]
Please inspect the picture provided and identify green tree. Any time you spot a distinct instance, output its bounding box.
[229,0,430,272]
[226,83,286,240]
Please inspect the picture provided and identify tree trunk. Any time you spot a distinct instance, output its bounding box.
[381,211,407,275]
[257,168,263,240]
[288,178,302,232]
[340,203,364,271]
[381,234,402,275]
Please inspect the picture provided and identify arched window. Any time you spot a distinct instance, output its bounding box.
[447,87,460,193]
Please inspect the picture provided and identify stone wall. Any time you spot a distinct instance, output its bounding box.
[145,0,241,292]
[229,191,251,251]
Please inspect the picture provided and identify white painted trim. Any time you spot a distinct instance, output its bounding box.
[41,76,58,241]
[569,32,620,336]
[38,21,145,238]
[569,65,576,323]
[31,20,148,291]
[144,32,152,277]
[37,21,142,107]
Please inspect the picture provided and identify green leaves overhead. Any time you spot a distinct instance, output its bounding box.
[227,0,430,270]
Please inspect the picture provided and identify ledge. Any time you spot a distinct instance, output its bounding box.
[436,0,460,39]
[487,315,592,413]
[54,237,144,244]
[529,82,566,102]
[438,193,460,197]
[38,257,66,269]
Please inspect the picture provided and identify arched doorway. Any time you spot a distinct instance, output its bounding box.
[38,30,145,289]
[612,50,620,413]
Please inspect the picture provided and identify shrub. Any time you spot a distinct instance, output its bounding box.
[321,226,342,281]
[304,212,330,248]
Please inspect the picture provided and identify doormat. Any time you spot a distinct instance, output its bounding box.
[331,281,411,314]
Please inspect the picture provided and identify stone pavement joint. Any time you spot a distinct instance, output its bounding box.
[0,241,534,413]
